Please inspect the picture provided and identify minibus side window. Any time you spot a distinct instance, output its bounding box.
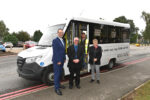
[89,24,108,44]
[100,25,108,44]
[114,27,122,43]
[64,21,88,53]
[122,29,130,43]
[73,21,88,44]
[64,22,73,53]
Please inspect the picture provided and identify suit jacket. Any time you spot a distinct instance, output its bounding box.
[89,46,102,65]
[67,44,84,68]
[52,37,66,64]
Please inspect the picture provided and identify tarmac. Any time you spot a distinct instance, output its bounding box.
[11,55,150,100]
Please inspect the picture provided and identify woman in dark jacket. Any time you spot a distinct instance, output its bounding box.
[89,39,102,84]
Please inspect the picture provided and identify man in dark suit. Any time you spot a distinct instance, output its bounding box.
[67,37,84,89]
[52,28,66,95]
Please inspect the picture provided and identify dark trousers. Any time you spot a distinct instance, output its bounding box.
[69,64,81,86]
[53,63,64,90]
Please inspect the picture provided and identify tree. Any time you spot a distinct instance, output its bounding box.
[142,24,150,42]
[141,11,150,42]
[141,11,150,25]
[113,16,136,33]
[127,20,136,34]
[113,16,128,23]
[0,20,9,40]
[12,32,18,38]
[33,30,43,42]
[17,31,30,42]
[135,27,139,43]
[3,34,18,46]
[113,16,137,43]
[130,34,137,43]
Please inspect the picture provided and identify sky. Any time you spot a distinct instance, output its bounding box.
[0,0,150,36]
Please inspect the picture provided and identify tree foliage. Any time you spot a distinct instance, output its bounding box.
[113,16,128,23]
[113,16,137,43]
[12,32,18,38]
[130,34,137,43]
[17,31,30,42]
[0,20,9,39]
[141,11,150,25]
[141,11,150,41]
[113,16,136,33]
[33,30,43,42]
[3,34,18,45]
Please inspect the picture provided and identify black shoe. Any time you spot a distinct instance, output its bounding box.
[97,80,100,84]
[55,89,62,95]
[69,85,73,89]
[76,85,81,89]
[90,79,94,83]
[60,85,65,89]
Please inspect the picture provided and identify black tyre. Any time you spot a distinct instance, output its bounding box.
[42,66,54,85]
[107,60,114,70]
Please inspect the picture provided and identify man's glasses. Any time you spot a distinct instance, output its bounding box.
[75,40,79,41]
[58,32,63,34]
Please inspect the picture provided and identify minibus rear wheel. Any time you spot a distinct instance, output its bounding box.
[107,59,115,70]
[42,66,54,85]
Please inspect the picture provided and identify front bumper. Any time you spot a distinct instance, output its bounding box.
[17,57,44,80]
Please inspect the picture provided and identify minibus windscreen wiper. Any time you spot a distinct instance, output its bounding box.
[37,45,51,47]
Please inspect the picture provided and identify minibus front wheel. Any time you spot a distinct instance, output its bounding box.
[42,66,54,85]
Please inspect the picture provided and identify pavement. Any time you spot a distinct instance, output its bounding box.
[6,47,23,54]
[11,55,150,100]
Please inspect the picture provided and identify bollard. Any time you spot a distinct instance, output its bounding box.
[10,46,12,50]
[23,44,26,50]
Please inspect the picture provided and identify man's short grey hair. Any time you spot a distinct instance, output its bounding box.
[57,28,63,33]
[74,37,79,41]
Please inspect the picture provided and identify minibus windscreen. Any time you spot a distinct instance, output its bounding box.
[38,24,66,46]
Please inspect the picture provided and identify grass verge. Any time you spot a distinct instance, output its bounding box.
[121,80,150,100]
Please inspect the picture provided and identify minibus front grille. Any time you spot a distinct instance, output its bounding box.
[17,57,25,70]
[22,69,34,74]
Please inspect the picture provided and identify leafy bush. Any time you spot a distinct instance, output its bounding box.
[3,34,18,46]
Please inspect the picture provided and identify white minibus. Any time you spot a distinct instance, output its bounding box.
[17,17,130,85]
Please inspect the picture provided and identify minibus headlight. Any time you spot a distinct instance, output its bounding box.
[26,56,42,63]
